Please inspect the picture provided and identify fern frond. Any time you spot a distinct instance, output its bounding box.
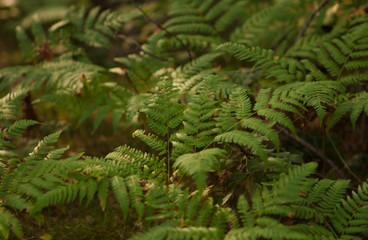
[237,195,254,227]
[97,178,109,211]
[330,180,368,238]
[126,175,144,219]
[69,6,115,48]
[313,20,368,85]
[314,180,350,221]
[85,178,98,206]
[328,92,368,131]
[25,131,62,162]
[241,118,279,150]
[0,120,38,152]
[140,80,185,136]
[111,172,129,219]
[229,87,252,120]
[180,53,220,78]
[174,148,226,189]
[0,88,31,122]
[167,23,216,35]
[6,120,39,138]
[214,1,247,32]
[172,90,218,157]
[3,194,30,211]
[0,207,23,239]
[215,131,267,161]
[109,145,166,180]
[226,163,322,239]
[164,16,205,27]
[130,224,219,240]
[133,130,167,156]
[258,108,296,136]
[15,26,35,61]
[218,43,305,83]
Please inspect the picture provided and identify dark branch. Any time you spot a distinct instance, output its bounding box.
[364,1,368,12]
[274,124,346,178]
[295,0,330,44]
[117,34,169,61]
[130,0,193,60]
[125,72,139,94]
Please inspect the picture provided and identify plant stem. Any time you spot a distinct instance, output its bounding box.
[275,124,346,178]
[295,0,330,44]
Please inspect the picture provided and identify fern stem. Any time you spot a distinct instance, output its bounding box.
[336,54,350,82]
[322,125,326,173]
[167,131,170,185]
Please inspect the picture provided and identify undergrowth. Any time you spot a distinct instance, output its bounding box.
[0,0,368,239]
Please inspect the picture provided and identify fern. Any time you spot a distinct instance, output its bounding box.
[0,5,140,133]
[328,92,368,131]
[225,163,333,240]
[133,129,167,156]
[2,1,368,239]
[218,43,305,83]
[130,225,220,240]
[140,80,185,136]
[171,89,218,157]
[0,208,23,239]
[174,148,226,189]
[331,180,368,238]
[314,18,368,85]
[215,131,267,161]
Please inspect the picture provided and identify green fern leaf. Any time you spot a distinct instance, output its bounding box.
[97,178,109,211]
[25,131,62,162]
[86,178,98,206]
[92,106,110,134]
[174,148,226,189]
[111,176,129,220]
[237,195,254,227]
[126,175,144,219]
[3,194,30,211]
[0,208,23,239]
[215,131,267,161]
[241,118,279,150]
[15,26,35,61]
[258,108,296,135]
[133,130,167,155]
[6,120,39,138]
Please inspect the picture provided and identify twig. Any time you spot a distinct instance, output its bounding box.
[327,135,362,183]
[295,0,330,44]
[274,124,346,178]
[130,0,193,60]
[117,34,169,61]
[125,73,139,94]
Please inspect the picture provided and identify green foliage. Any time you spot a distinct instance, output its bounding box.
[1,0,368,239]
[174,148,226,189]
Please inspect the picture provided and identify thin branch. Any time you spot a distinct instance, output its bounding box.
[125,73,139,94]
[117,34,169,61]
[295,0,330,44]
[274,124,346,178]
[130,0,193,60]
[327,135,362,183]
